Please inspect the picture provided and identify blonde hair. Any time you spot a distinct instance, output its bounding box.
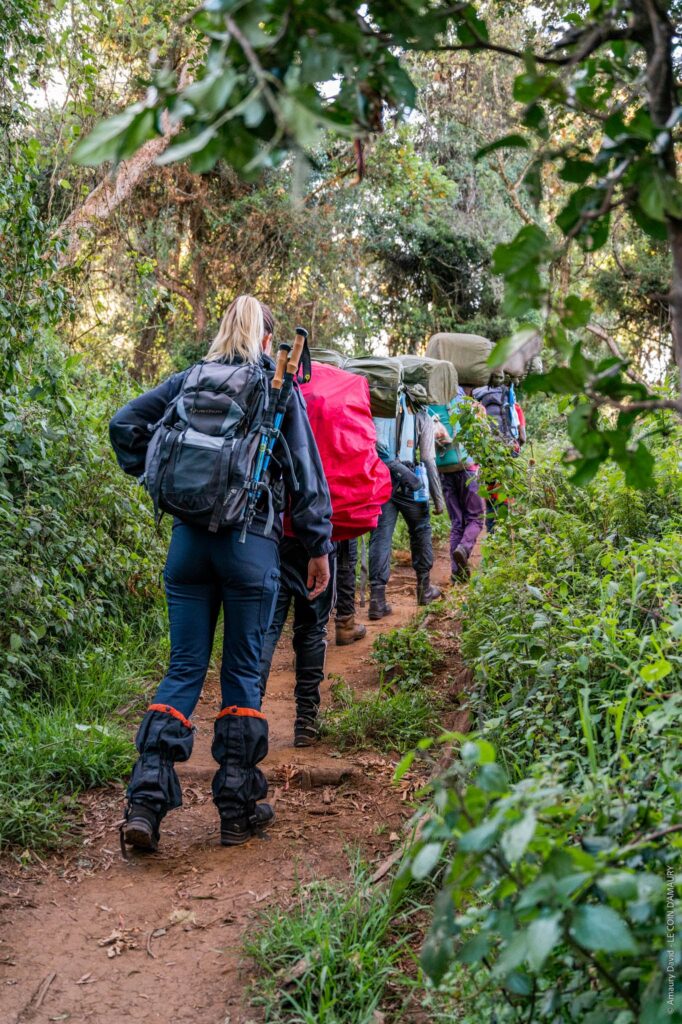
[206,295,265,363]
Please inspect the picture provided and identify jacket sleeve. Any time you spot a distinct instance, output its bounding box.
[281,388,334,557]
[109,372,186,477]
[418,413,445,512]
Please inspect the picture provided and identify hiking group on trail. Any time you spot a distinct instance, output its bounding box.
[109,295,534,855]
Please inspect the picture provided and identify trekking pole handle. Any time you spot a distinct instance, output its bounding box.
[286,327,308,377]
[272,343,291,391]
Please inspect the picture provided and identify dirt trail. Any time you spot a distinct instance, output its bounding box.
[0,551,457,1024]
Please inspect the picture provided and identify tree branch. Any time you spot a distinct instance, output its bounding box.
[585,322,647,385]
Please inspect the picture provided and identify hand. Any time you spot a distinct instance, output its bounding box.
[433,505,444,516]
[306,555,330,600]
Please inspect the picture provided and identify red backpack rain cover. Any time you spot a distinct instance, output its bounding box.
[284,362,392,542]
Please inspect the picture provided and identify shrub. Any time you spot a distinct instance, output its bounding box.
[372,624,441,688]
[321,679,444,754]
[399,733,682,1024]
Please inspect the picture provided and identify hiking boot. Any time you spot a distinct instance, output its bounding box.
[121,803,161,853]
[451,546,471,582]
[369,586,392,621]
[294,716,319,748]
[220,803,276,847]
[417,575,442,605]
[335,614,367,646]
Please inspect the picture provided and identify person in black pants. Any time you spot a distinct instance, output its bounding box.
[369,409,444,617]
[109,296,332,851]
[258,538,337,746]
[335,538,366,645]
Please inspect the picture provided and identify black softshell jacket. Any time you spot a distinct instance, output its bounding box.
[109,355,334,558]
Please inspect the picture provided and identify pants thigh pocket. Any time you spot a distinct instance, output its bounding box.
[259,569,281,632]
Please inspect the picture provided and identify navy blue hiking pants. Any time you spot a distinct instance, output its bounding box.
[127,524,279,821]
[154,524,280,718]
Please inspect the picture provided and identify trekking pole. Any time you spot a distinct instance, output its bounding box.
[261,327,308,478]
[239,343,290,544]
[239,327,308,543]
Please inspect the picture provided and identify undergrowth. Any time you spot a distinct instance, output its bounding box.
[244,859,425,1024]
[321,678,443,753]
[0,614,166,849]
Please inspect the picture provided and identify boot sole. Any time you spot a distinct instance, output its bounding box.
[368,610,392,621]
[294,734,318,747]
[221,812,276,847]
[335,634,366,646]
[123,821,158,852]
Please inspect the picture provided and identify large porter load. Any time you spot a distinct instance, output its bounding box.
[426,332,494,388]
[398,354,458,406]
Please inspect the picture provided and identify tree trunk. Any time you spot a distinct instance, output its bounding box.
[636,0,682,391]
[55,66,191,266]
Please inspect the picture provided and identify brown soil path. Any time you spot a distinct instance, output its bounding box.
[0,551,457,1024]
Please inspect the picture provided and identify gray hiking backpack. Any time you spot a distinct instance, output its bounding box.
[144,360,274,533]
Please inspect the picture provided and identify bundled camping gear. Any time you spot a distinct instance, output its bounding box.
[398,354,458,406]
[345,356,403,418]
[426,332,493,388]
[283,362,392,541]
[306,347,346,368]
[310,349,459,416]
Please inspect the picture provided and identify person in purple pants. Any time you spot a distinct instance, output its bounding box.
[440,469,486,579]
[432,387,486,581]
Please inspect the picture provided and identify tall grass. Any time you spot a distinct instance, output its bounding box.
[0,613,166,849]
[245,860,424,1024]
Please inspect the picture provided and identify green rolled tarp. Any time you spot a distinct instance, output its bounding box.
[426,333,494,387]
[398,355,458,406]
[345,356,403,418]
[309,347,347,368]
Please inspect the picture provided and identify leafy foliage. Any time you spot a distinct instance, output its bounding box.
[400,735,681,1023]
[394,432,682,1020]
[0,144,167,848]
[372,624,441,689]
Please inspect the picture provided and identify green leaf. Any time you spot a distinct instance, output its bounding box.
[501,810,536,863]
[394,750,415,782]
[72,104,144,165]
[597,872,638,901]
[476,134,529,159]
[562,295,592,329]
[488,327,538,369]
[156,124,219,166]
[569,905,638,954]
[639,658,672,683]
[526,913,563,971]
[411,842,443,880]
[560,158,594,184]
[421,889,456,983]
[639,171,668,222]
[492,225,549,275]
[632,202,668,240]
[457,932,492,964]
[182,68,238,116]
[459,818,500,853]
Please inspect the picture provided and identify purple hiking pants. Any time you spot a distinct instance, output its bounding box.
[440,470,485,569]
